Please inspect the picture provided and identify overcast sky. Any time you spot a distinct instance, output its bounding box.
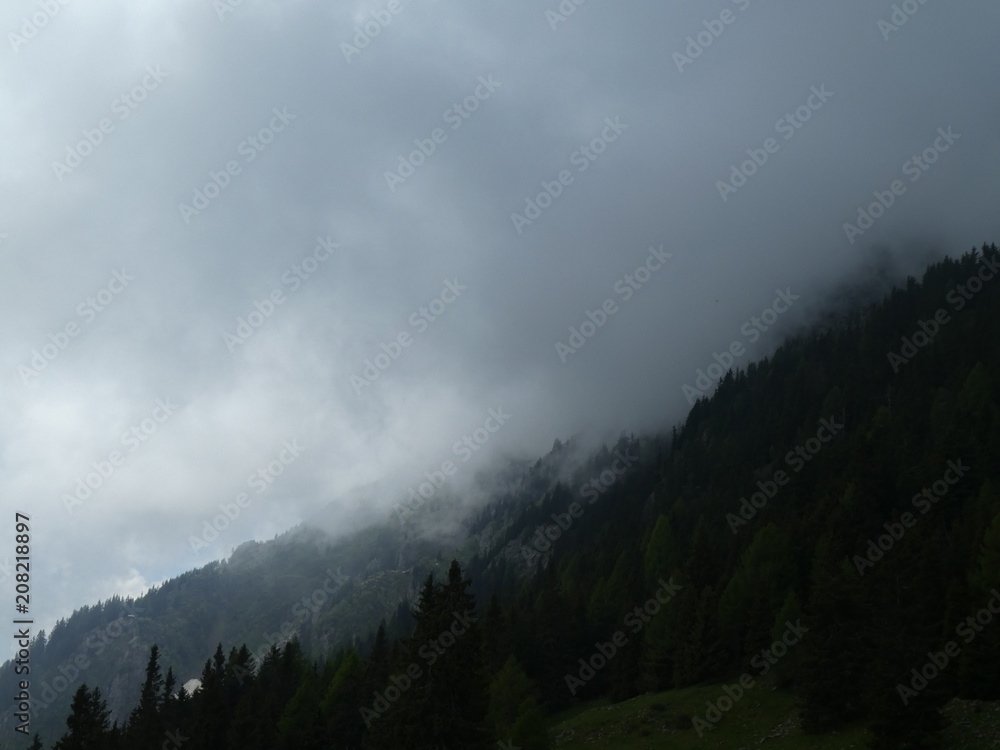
[1,0,998,640]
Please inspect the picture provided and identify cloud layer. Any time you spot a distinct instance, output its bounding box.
[1,0,998,638]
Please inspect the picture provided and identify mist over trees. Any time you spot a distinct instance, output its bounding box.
[15,244,1000,748]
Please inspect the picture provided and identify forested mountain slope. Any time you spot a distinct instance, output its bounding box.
[7,243,1000,749]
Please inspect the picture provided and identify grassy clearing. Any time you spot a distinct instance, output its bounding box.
[550,681,1000,749]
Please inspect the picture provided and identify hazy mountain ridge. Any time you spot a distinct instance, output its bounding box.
[0,427,625,745]
[6,243,1000,748]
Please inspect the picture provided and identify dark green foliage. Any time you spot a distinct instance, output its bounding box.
[53,685,112,750]
[488,656,550,749]
[365,561,493,749]
[321,649,366,747]
[125,644,164,748]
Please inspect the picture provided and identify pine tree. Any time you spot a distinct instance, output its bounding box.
[126,644,165,748]
[642,514,677,587]
[276,673,324,750]
[639,584,675,691]
[481,592,509,675]
[863,526,949,748]
[53,684,112,750]
[363,620,390,697]
[718,522,794,660]
[526,560,580,711]
[373,561,492,749]
[173,684,192,736]
[190,647,228,750]
[767,591,803,688]
[797,538,867,732]
[160,666,177,729]
[488,656,549,750]
[226,684,263,750]
[224,644,255,711]
[322,648,366,748]
[960,499,1000,698]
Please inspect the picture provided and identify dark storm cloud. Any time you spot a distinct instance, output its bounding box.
[0,0,997,637]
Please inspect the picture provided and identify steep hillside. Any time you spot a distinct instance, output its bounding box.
[0,433,595,745]
[7,243,1000,749]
